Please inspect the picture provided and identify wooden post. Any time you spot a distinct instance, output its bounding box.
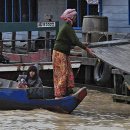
[11,32,16,52]
[112,69,124,95]
[51,38,55,61]
[124,75,130,96]
[28,31,31,52]
[45,31,50,49]
[84,65,94,84]
[45,31,50,61]
[0,32,3,55]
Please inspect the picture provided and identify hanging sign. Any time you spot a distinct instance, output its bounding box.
[37,22,56,28]
[86,0,98,4]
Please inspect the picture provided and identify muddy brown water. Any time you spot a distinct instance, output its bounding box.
[0,89,130,130]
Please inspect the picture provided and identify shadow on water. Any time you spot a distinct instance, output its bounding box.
[73,109,130,120]
[52,110,130,130]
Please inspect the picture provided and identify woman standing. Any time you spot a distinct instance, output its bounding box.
[52,9,93,99]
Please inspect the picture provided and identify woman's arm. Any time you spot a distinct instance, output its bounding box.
[66,25,86,50]
[85,47,95,57]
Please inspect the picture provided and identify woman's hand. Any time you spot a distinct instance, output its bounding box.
[85,47,95,57]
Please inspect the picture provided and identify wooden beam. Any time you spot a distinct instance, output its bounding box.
[88,39,130,48]
[27,31,31,52]
[70,56,97,66]
[0,32,2,55]
[0,22,59,32]
[11,32,16,52]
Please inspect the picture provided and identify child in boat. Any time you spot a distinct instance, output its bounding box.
[17,64,43,88]
[17,64,46,99]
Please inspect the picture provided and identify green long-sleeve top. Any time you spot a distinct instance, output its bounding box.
[53,22,86,55]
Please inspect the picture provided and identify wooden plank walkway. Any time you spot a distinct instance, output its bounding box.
[90,39,130,74]
[0,61,81,72]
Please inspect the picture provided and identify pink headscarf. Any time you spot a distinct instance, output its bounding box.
[60,9,77,24]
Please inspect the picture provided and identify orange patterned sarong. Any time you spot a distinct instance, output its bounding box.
[52,50,75,97]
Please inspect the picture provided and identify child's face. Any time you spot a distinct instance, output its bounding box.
[29,71,36,78]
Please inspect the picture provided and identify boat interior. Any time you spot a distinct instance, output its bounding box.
[0,78,54,99]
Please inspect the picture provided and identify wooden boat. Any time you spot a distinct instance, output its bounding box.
[0,78,87,114]
[0,61,81,86]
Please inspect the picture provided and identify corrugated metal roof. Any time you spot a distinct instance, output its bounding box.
[91,39,130,74]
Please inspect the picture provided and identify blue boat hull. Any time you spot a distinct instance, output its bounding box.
[0,87,87,113]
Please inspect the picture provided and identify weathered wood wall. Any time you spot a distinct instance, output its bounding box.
[103,0,130,33]
[38,0,66,25]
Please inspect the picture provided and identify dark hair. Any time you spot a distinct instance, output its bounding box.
[26,65,37,79]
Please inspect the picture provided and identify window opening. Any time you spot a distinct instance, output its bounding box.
[0,0,37,22]
[67,0,98,29]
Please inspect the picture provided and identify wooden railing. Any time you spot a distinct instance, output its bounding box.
[0,22,59,54]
